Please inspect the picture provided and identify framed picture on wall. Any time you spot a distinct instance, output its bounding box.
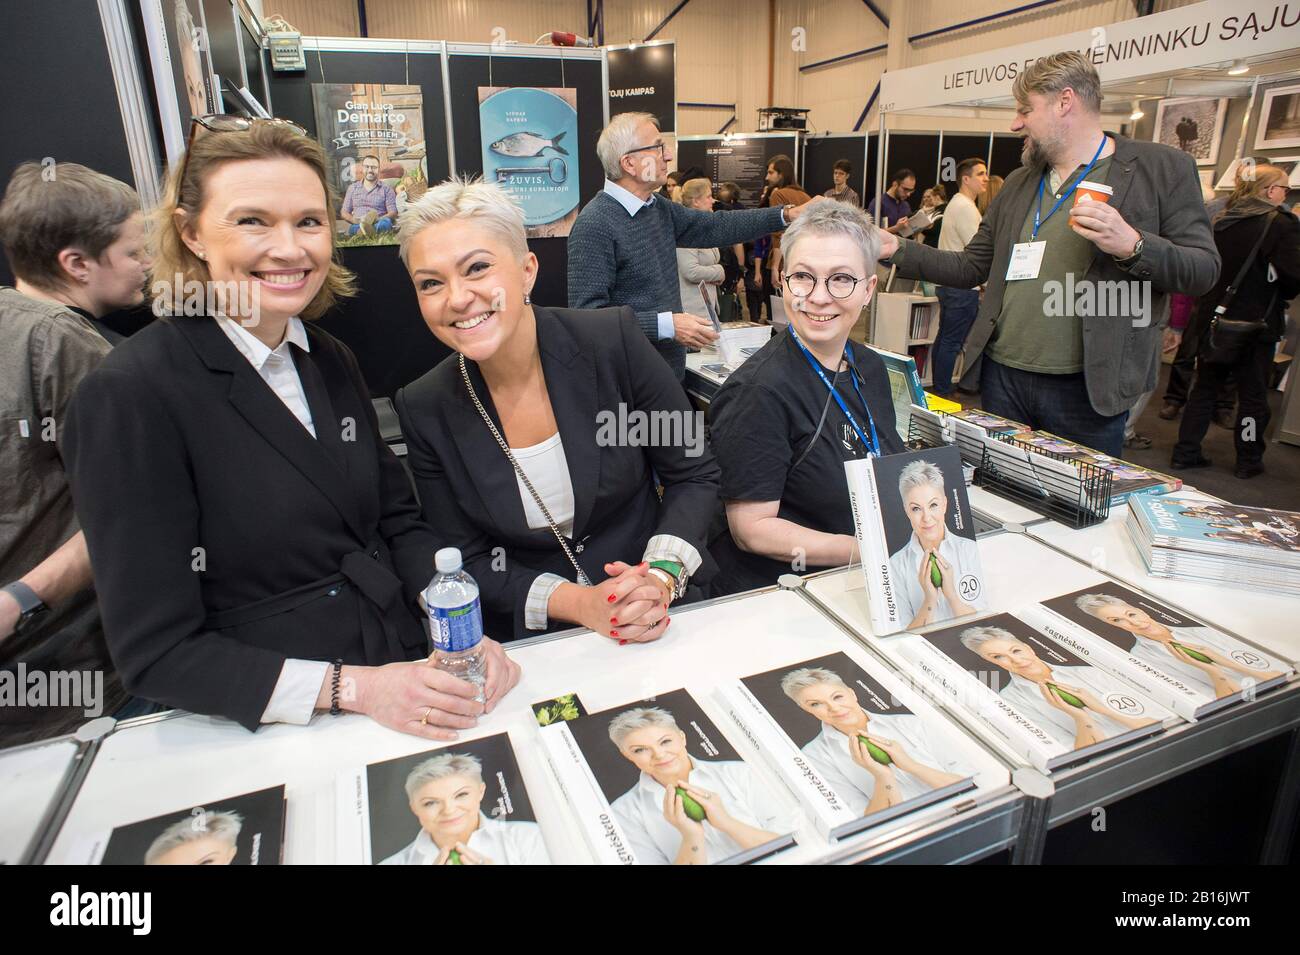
[1255,83,1300,150]
[1152,97,1227,166]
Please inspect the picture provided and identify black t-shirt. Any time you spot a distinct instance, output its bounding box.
[708,327,903,594]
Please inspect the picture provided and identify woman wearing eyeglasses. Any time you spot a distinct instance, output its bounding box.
[708,201,905,595]
[62,118,520,738]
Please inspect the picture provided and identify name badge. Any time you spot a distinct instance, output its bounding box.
[1006,241,1046,281]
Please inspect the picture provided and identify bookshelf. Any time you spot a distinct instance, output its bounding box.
[873,292,940,387]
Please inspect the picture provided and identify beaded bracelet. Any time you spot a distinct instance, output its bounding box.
[329,659,343,716]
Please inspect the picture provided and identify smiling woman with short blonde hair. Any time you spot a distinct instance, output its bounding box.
[393,177,721,644]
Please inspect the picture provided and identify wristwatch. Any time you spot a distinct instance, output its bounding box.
[780,203,795,226]
[2,581,50,635]
[647,560,689,601]
[1115,233,1144,266]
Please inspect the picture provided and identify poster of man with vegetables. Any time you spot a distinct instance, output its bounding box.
[311,82,428,247]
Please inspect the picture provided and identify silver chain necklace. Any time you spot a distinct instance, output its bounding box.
[458,354,591,586]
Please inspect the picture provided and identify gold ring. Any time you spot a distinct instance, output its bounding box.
[421,705,433,726]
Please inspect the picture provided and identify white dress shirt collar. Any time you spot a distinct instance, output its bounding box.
[217,315,310,370]
[603,178,656,217]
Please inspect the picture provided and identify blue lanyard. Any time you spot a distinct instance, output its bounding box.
[788,326,881,456]
[1032,135,1107,241]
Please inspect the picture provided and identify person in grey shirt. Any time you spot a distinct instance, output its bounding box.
[0,162,148,741]
[875,52,1219,456]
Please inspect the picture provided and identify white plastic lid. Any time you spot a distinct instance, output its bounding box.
[434,547,462,573]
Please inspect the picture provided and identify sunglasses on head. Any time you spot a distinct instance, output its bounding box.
[177,115,310,185]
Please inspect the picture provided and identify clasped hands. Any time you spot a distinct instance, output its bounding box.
[552,560,673,644]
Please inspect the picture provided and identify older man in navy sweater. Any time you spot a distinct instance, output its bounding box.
[568,112,822,378]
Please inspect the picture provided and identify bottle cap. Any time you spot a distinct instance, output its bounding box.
[434,547,462,574]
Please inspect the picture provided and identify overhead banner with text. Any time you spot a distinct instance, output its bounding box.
[606,41,676,133]
[880,0,1300,113]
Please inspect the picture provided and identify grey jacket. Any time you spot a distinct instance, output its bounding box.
[891,135,1220,416]
[676,246,724,319]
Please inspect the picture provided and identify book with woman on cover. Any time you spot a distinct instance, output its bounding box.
[539,687,795,864]
[719,651,1001,839]
[86,785,285,865]
[895,613,1170,771]
[338,732,551,865]
[1021,581,1290,720]
[845,445,988,634]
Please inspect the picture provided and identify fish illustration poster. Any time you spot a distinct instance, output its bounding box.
[478,87,581,238]
[311,83,427,247]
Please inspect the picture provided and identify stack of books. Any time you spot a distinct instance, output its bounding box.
[1015,431,1181,505]
[1125,494,1300,596]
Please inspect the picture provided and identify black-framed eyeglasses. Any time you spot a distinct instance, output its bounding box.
[178,115,309,184]
[783,271,869,299]
[622,141,668,159]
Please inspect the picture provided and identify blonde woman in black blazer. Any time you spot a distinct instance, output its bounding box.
[394,178,721,643]
[63,120,519,737]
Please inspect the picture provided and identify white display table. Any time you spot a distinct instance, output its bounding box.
[43,588,1019,866]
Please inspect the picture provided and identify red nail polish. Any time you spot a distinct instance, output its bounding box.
[610,617,618,625]
[619,639,628,646]
[607,594,616,603]
[610,629,620,637]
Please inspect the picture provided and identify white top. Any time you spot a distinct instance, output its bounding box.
[511,432,576,538]
[800,711,973,816]
[999,663,1139,747]
[216,316,315,437]
[609,757,785,865]
[888,531,988,627]
[1127,624,1266,698]
[938,192,982,253]
[377,813,550,865]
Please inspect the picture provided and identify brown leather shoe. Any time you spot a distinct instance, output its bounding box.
[1157,401,1181,420]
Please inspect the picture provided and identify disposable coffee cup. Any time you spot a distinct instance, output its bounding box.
[1069,180,1113,226]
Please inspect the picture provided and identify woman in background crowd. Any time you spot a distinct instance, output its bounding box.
[976,175,1003,216]
[1173,164,1300,479]
[675,178,726,323]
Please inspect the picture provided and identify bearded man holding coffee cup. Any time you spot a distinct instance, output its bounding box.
[876,52,1220,457]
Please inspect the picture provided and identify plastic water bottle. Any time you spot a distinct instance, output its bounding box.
[424,547,486,702]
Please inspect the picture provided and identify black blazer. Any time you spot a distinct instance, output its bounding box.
[395,305,721,640]
[63,316,438,730]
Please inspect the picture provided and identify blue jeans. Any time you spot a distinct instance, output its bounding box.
[933,286,980,396]
[980,358,1128,456]
[347,215,394,235]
